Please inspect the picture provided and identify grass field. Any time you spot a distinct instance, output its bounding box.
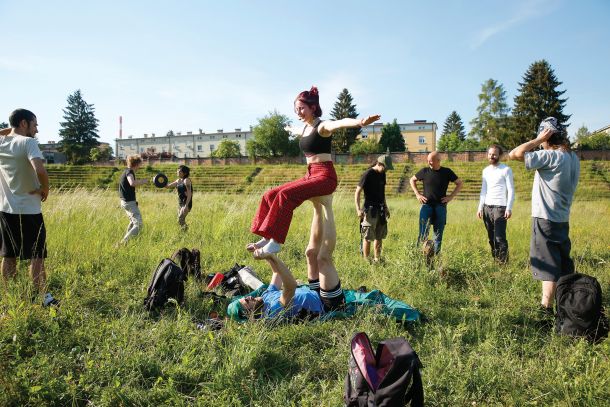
[1,188,609,406]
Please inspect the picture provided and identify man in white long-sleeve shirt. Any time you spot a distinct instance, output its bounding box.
[477,145,514,263]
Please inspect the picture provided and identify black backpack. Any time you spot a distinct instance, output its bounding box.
[144,258,187,311]
[344,332,424,407]
[171,248,202,280]
[555,273,609,343]
[220,263,251,297]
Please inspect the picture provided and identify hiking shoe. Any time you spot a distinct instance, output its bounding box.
[43,293,60,307]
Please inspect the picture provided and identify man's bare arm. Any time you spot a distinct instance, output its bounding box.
[30,158,49,202]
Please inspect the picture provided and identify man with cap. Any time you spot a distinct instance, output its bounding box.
[226,250,422,324]
[509,117,579,321]
[227,251,325,321]
[409,151,463,255]
[354,155,393,262]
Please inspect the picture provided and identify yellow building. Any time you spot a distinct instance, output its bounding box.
[360,120,437,152]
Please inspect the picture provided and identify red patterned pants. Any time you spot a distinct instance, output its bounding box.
[250,161,337,244]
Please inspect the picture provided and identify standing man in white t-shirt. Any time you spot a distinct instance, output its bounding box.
[477,144,514,263]
[0,109,58,306]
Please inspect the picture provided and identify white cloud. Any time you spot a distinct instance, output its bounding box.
[0,56,42,73]
[471,0,559,49]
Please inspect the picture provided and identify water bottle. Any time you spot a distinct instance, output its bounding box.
[238,266,264,290]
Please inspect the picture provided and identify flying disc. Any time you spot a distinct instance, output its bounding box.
[153,172,168,188]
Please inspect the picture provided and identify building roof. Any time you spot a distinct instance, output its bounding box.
[591,124,610,134]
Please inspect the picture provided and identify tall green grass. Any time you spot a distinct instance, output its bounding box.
[1,189,609,406]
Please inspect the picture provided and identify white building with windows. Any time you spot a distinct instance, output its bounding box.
[115,128,253,159]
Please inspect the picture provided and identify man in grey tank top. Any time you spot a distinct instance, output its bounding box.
[509,117,579,322]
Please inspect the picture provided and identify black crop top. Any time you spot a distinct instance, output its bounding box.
[299,120,331,156]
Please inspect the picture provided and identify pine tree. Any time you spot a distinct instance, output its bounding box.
[59,90,100,164]
[469,79,510,145]
[379,119,406,152]
[442,111,466,140]
[0,122,8,129]
[330,88,360,153]
[510,60,570,147]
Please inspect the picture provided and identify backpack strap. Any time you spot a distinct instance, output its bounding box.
[405,362,424,407]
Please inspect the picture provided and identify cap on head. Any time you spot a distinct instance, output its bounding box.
[538,117,569,146]
[227,299,246,321]
[538,117,559,135]
[377,154,394,170]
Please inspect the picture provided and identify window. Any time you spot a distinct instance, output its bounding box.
[197,145,202,151]
[198,136,202,140]
[419,136,426,144]
[210,135,215,140]
[210,144,215,151]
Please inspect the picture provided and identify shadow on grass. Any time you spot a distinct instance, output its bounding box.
[437,265,469,290]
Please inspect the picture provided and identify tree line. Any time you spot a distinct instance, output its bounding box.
[33,59,609,164]
[438,59,608,152]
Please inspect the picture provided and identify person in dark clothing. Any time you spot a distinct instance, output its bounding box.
[118,154,149,244]
[409,151,463,255]
[354,155,393,262]
[166,165,193,230]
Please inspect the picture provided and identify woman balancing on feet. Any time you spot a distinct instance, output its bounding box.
[248,86,380,255]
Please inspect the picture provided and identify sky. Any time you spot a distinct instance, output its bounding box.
[1,0,609,146]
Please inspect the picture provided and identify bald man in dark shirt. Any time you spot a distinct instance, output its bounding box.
[409,151,463,255]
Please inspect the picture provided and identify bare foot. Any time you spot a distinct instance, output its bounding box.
[246,238,269,252]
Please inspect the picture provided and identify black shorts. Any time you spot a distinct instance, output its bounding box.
[0,212,47,259]
[530,217,573,282]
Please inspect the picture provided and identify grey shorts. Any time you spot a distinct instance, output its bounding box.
[361,206,387,241]
[530,217,574,282]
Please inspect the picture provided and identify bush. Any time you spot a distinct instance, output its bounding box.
[349,139,382,155]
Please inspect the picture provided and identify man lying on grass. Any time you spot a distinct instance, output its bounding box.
[228,251,324,321]
[226,251,420,323]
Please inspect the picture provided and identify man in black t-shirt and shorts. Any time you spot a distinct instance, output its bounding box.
[355,155,393,262]
[409,151,463,255]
